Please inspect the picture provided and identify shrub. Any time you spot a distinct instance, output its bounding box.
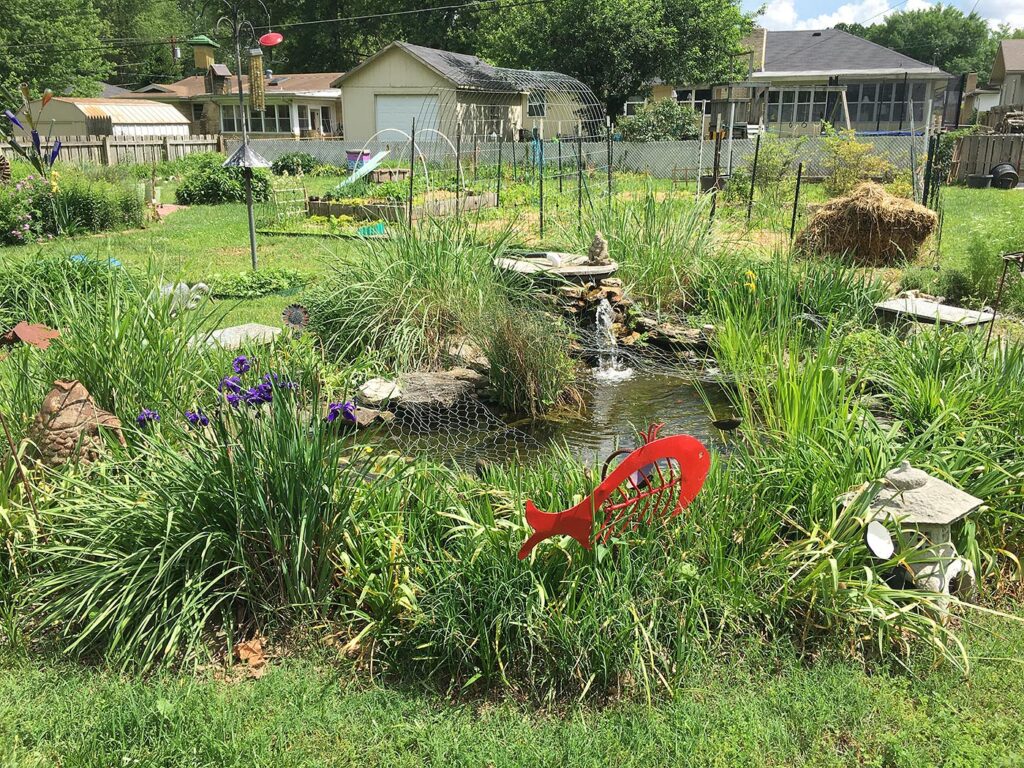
[820,126,895,196]
[618,100,701,142]
[208,267,308,299]
[271,152,320,176]
[0,171,143,244]
[175,154,270,205]
[724,135,802,205]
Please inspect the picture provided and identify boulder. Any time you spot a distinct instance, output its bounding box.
[27,380,125,467]
[445,336,490,373]
[359,378,402,406]
[397,369,484,409]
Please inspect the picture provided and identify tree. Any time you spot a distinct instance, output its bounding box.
[480,0,752,115]
[0,0,111,98]
[837,5,995,83]
[92,0,188,89]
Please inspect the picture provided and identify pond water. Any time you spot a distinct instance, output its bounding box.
[376,370,734,468]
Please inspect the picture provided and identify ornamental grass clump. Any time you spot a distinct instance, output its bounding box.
[27,360,382,668]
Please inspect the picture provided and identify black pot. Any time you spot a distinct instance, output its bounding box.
[966,173,992,189]
[990,163,1020,190]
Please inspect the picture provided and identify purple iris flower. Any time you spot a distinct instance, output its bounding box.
[3,110,22,130]
[48,139,61,166]
[263,372,297,390]
[136,408,160,428]
[243,382,273,405]
[232,355,251,374]
[185,409,210,427]
[219,374,243,394]
[225,392,242,408]
[326,401,357,424]
[31,129,40,155]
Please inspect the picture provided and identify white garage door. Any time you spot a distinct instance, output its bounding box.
[374,94,439,139]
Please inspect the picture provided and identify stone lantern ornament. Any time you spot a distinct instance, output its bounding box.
[861,461,982,608]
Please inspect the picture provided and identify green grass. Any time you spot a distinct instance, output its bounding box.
[2,609,1023,767]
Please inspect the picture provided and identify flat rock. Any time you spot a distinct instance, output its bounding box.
[350,406,395,429]
[647,322,708,352]
[397,369,484,409]
[200,323,281,350]
[359,378,402,406]
[874,298,994,327]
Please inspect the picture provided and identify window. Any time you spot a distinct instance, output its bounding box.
[320,106,332,133]
[675,88,713,114]
[221,104,240,132]
[248,108,264,133]
[265,104,291,133]
[780,90,795,122]
[297,105,310,131]
[191,103,204,122]
[796,90,811,122]
[527,90,546,117]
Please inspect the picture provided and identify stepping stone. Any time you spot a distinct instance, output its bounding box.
[874,298,994,328]
[200,323,281,350]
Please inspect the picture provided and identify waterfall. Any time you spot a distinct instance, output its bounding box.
[594,298,633,381]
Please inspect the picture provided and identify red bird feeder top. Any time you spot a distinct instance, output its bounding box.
[518,423,711,559]
[258,32,283,47]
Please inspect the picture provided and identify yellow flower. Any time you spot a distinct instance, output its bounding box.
[745,270,756,281]
[745,281,756,293]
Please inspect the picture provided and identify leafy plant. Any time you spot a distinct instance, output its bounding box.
[618,99,701,142]
[271,152,320,176]
[820,126,896,196]
[208,267,308,299]
[175,154,270,205]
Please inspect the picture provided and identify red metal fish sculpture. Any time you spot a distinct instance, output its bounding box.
[518,424,710,559]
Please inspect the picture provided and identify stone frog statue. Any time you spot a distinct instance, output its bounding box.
[157,281,211,314]
[27,380,126,467]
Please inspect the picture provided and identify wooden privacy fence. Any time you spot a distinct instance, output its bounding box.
[0,135,221,166]
[950,133,1024,181]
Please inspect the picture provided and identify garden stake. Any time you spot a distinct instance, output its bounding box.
[746,131,761,222]
[408,117,415,228]
[984,253,1024,358]
[577,127,584,226]
[455,125,462,219]
[789,162,803,241]
[496,135,503,208]
[606,118,613,206]
[557,135,563,194]
[537,128,545,238]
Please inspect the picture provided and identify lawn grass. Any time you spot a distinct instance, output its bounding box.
[3,180,1022,329]
[2,608,1023,767]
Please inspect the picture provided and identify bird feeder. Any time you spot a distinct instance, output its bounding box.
[863,461,982,608]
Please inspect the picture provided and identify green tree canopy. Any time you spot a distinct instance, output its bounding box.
[479,0,752,115]
[837,5,1000,83]
[0,0,111,98]
[93,0,188,89]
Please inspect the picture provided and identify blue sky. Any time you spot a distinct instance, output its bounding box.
[741,0,1023,31]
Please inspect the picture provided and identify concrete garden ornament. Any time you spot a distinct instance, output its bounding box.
[158,282,210,314]
[518,424,710,559]
[858,461,981,609]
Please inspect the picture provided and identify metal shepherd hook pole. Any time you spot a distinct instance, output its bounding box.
[231,6,258,270]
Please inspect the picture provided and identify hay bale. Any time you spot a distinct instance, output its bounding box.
[796,182,937,267]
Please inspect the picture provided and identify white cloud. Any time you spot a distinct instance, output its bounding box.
[756,0,934,31]
[755,0,1021,31]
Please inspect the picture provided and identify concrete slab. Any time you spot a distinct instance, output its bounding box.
[200,323,281,350]
[874,298,994,327]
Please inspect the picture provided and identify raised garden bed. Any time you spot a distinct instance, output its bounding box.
[307,192,497,222]
[368,168,411,183]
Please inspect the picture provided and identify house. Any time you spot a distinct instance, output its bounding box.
[652,28,948,135]
[16,97,190,137]
[991,39,1024,107]
[334,41,605,142]
[131,36,342,138]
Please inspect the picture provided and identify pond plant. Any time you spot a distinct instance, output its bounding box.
[1,193,1022,703]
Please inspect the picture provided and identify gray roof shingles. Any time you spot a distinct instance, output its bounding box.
[764,29,946,75]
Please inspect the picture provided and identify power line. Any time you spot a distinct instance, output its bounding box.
[6,0,550,55]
